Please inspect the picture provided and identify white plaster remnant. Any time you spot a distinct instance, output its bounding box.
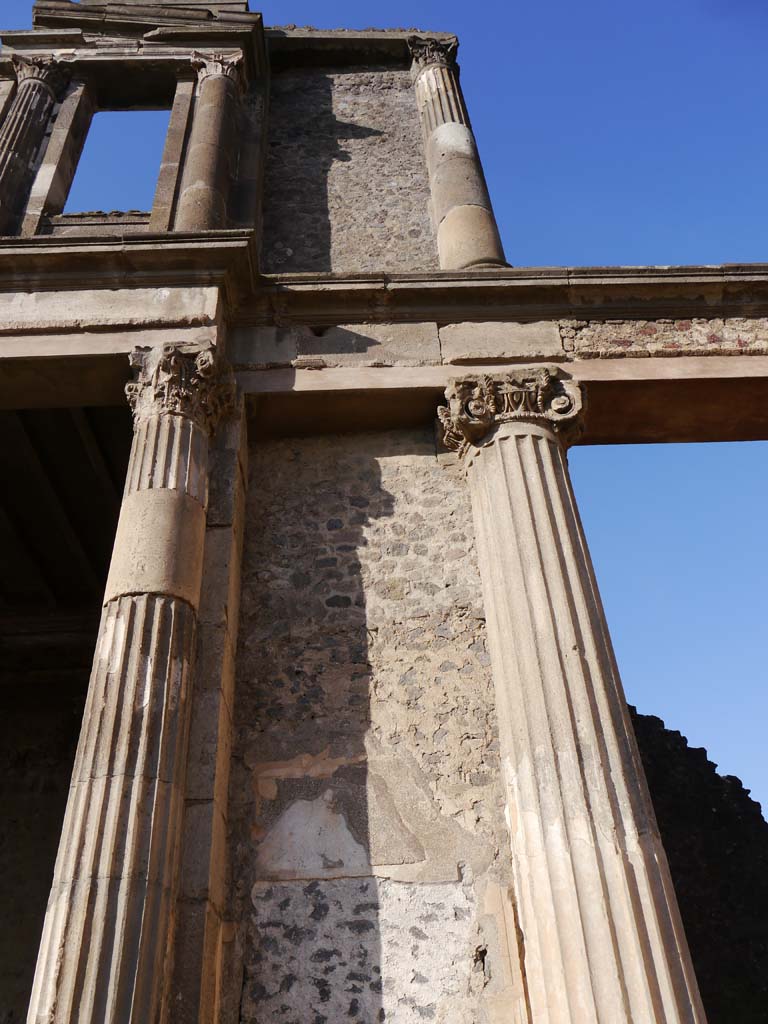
[254,791,372,880]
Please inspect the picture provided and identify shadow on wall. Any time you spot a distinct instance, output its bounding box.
[228,429,519,1023]
[231,446,392,1022]
[261,71,383,274]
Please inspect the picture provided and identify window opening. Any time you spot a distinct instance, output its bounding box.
[64,108,171,214]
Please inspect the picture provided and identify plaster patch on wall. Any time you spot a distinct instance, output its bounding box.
[254,790,371,880]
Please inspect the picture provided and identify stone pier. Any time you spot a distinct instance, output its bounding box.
[26,343,233,1024]
[409,36,506,270]
[439,370,708,1023]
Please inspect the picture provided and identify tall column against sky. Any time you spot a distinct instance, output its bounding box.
[175,52,243,231]
[0,56,68,234]
[409,36,506,270]
[27,343,233,1024]
[438,370,708,1024]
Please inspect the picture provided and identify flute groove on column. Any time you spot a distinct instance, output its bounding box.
[439,370,707,1024]
[28,343,234,1024]
[408,35,505,270]
[0,56,69,234]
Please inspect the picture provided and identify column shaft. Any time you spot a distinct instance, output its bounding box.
[28,344,233,1024]
[409,36,506,270]
[440,372,707,1024]
[0,57,67,234]
[175,54,242,232]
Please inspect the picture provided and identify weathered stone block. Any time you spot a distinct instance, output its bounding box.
[0,286,220,333]
[440,319,565,363]
[231,322,441,368]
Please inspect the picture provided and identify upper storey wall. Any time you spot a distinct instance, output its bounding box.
[261,65,438,274]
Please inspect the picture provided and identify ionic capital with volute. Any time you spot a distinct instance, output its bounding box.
[439,368,584,458]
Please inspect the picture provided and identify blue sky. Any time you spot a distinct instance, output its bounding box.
[2,0,767,807]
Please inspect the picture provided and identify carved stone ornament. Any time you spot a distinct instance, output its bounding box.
[11,54,70,99]
[126,343,235,434]
[438,369,583,457]
[190,51,245,90]
[407,36,459,70]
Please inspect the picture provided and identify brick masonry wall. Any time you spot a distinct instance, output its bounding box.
[228,429,526,1024]
[561,316,768,357]
[261,69,438,274]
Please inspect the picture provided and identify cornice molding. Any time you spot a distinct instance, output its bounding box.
[2,238,768,324]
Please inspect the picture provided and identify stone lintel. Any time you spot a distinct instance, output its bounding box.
[241,357,768,447]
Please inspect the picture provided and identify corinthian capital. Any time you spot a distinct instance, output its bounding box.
[126,343,235,434]
[190,51,245,90]
[407,35,459,71]
[12,54,70,99]
[438,369,583,456]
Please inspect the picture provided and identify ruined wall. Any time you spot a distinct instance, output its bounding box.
[261,69,438,274]
[228,429,526,1024]
[632,708,768,1024]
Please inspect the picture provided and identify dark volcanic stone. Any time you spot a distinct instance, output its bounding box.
[631,706,768,1024]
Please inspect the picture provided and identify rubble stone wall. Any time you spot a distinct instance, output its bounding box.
[261,69,438,274]
[228,428,526,1024]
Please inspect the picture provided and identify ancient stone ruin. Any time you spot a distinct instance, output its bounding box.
[0,1,766,1022]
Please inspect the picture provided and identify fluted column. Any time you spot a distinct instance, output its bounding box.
[439,371,707,1024]
[0,55,69,234]
[409,36,506,270]
[175,52,243,231]
[28,343,234,1024]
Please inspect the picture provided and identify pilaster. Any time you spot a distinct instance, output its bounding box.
[409,36,506,270]
[27,343,234,1024]
[439,370,707,1023]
